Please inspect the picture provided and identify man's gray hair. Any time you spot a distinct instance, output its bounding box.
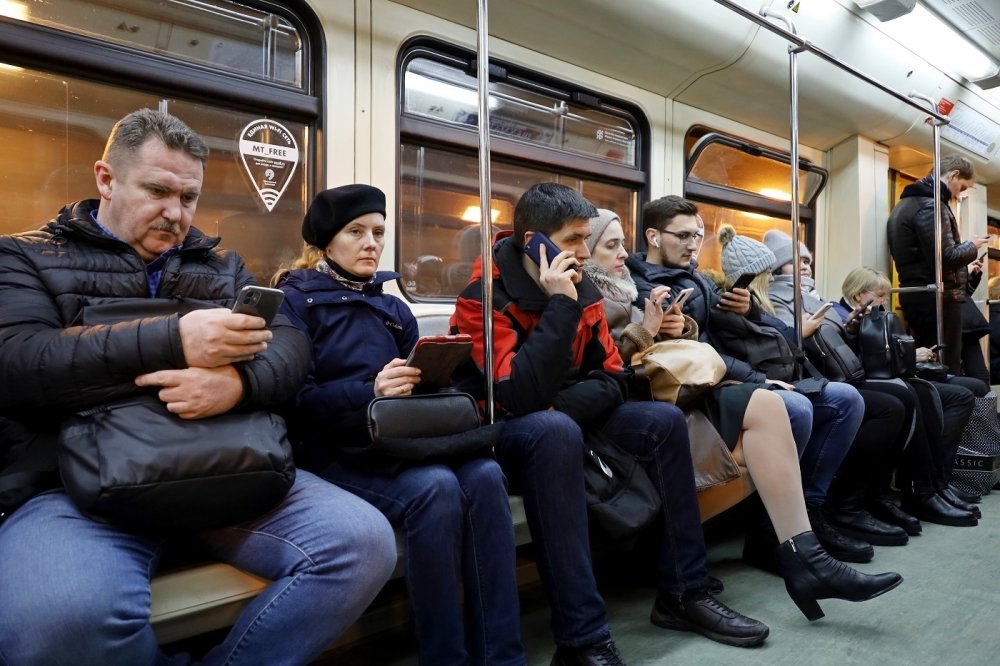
[102,108,209,168]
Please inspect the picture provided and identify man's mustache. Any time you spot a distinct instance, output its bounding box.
[151,222,181,235]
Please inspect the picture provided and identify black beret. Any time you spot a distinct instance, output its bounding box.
[301,184,386,249]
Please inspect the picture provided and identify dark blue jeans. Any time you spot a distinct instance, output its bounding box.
[496,403,707,649]
[323,458,524,666]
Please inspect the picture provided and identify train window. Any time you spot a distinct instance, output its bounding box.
[398,38,649,301]
[684,126,828,274]
[0,1,321,284]
[1,0,303,86]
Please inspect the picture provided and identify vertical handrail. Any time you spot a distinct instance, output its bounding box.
[910,92,947,351]
[476,0,495,422]
[761,6,805,349]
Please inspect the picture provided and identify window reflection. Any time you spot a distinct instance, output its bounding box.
[399,144,637,300]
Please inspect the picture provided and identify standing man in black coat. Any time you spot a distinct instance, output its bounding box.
[887,154,990,372]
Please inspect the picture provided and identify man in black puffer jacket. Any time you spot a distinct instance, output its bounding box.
[887,154,989,372]
[0,109,396,666]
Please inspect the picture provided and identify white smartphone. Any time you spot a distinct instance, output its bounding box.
[811,302,834,319]
[670,287,695,310]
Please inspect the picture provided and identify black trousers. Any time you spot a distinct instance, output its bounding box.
[901,298,962,372]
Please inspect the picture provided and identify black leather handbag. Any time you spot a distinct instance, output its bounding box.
[59,394,295,532]
[365,392,501,463]
[583,431,661,541]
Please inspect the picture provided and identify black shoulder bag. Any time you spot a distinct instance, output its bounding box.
[57,298,296,532]
[858,307,916,379]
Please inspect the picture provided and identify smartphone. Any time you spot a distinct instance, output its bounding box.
[811,302,834,319]
[979,249,989,262]
[524,232,579,271]
[668,287,695,311]
[846,297,875,324]
[729,272,756,291]
[231,285,285,325]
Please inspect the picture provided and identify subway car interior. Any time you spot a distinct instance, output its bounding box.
[2,0,1000,663]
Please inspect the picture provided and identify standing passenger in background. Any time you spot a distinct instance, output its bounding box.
[276,185,525,666]
[887,154,990,372]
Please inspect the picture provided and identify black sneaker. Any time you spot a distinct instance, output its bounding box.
[650,590,769,647]
[551,640,626,666]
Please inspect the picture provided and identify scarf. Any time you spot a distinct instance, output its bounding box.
[583,260,638,305]
[316,258,373,292]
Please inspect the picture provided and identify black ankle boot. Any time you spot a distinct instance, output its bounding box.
[901,490,978,527]
[806,504,874,563]
[776,531,903,621]
[938,487,982,518]
[826,488,908,546]
[868,497,922,536]
[946,483,982,504]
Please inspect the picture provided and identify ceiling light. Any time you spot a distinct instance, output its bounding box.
[853,0,916,22]
[877,4,999,82]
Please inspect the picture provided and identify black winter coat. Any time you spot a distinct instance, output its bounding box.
[0,200,310,504]
[887,177,977,304]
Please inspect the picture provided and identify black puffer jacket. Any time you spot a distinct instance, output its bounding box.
[887,177,977,304]
[0,199,309,424]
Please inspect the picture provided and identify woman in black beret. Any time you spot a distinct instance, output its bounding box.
[276,184,525,666]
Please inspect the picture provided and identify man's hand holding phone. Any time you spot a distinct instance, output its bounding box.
[527,233,580,300]
[718,287,751,315]
[641,285,670,337]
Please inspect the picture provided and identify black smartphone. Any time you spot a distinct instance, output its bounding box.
[846,297,875,324]
[231,285,285,325]
[979,249,989,262]
[729,272,756,291]
[524,232,579,270]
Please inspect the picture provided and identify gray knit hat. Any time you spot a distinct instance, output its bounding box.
[719,224,776,283]
[587,209,621,254]
[763,229,812,272]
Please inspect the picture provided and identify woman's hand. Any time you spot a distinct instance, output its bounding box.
[641,286,670,337]
[801,312,823,339]
[374,358,421,397]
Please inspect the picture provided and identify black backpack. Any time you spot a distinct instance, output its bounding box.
[804,321,866,384]
[858,306,916,379]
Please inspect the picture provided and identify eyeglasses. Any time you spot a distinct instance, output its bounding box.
[660,229,705,245]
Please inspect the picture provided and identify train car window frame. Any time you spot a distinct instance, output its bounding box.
[397,37,650,302]
[0,0,325,285]
[682,126,828,274]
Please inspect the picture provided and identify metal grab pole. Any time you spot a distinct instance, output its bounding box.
[910,92,946,352]
[476,0,495,422]
[761,7,804,349]
[716,0,949,124]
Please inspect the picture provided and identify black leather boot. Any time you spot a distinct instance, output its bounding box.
[826,488,908,546]
[938,486,982,518]
[806,504,874,563]
[901,490,977,527]
[946,482,982,504]
[776,531,903,621]
[868,497,922,536]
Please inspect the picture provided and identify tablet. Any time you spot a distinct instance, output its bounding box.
[405,334,474,389]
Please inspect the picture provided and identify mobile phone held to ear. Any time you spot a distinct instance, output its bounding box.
[524,232,579,271]
[730,272,756,291]
[232,285,285,325]
[667,287,695,311]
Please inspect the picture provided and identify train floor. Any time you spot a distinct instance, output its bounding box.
[323,490,1000,665]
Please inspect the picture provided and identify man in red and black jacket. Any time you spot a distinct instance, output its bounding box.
[451,183,769,665]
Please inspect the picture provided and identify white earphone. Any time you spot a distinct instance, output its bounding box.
[651,237,660,248]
